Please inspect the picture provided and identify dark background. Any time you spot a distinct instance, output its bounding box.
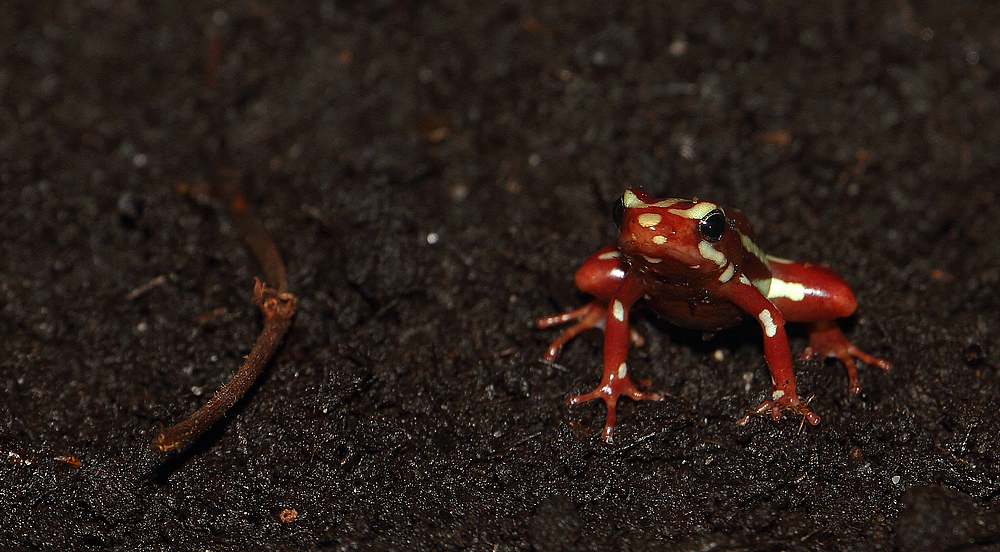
[3,1,1000,550]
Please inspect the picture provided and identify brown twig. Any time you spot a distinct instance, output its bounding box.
[152,177,297,452]
[152,177,297,451]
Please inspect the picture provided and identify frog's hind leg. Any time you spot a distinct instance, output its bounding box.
[536,301,607,362]
[537,301,644,362]
[801,320,891,394]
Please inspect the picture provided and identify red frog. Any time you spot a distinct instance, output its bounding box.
[538,189,891,442]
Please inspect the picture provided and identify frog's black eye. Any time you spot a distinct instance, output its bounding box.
[699,209,726,242]
[612,195,625,226]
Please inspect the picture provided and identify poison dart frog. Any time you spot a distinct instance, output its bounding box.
[537,189,891,442]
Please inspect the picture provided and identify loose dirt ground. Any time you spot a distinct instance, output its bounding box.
[3,1,1000,550]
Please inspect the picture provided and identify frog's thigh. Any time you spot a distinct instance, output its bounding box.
[766,260,857,322]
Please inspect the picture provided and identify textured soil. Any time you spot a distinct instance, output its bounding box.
[3,1,1000,550]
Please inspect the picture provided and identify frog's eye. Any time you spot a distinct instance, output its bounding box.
[699,209,726,242]
[612,195,625,226]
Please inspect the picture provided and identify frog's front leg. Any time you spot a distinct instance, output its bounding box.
[566,274,663,443]
[722,278,821,427]
[801,320,891,394]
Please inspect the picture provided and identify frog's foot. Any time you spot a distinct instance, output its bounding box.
[737,390,821,427]
[800,320,891,394]
[536,301,644,362]
[568,371,663,443]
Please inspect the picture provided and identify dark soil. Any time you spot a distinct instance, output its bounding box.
[3,1,1000,550]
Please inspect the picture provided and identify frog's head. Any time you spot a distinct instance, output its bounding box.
[615,188,740,281]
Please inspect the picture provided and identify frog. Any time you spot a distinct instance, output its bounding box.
[538,188,891,442]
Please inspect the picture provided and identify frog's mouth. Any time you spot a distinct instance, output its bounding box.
[619,229,665,262]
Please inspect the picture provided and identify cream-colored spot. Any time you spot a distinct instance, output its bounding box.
[771,389,785,401]
[612,300,625,322]
[651,198,682,208]
[652,235,667,245]
[739,274,752,286]
[766,277,806,302]
[598,250,620,260]
[669,202,718,220]
[758,310,777,338]
[617,362,628,379]
[718,263,736,283]
[752,278,771,296]
[622,190,648,208]
[638,213,662,228]
[765,254,795,264]
[698,241,727,267]
[739,232,770,267]
[642,255,662,264]
[609,267,626,279]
